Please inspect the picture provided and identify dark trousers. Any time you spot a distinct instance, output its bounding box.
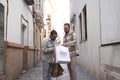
[42,61,54,80]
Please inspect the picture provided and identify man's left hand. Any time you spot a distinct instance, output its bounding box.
[62,43,68,47]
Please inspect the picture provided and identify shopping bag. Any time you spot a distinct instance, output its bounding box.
[51,63,64,77]
[55,45,71,64]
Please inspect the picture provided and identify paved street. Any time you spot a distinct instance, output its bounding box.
[16,63,43,80]
[76,65,97,80]
[16,63,97,80]
[16,63,70,80]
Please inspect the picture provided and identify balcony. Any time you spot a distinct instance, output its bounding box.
[25,0,34,5]
[34,11,44,28]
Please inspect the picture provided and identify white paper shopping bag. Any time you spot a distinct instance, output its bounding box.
[55,45,71,64]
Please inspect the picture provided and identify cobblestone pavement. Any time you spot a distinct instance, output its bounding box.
[16,63,97,80]
[16,63,43,80]
[16,63,70,80]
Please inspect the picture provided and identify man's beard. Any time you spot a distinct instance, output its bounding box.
[50,36,55,41]
[65,31,69,35]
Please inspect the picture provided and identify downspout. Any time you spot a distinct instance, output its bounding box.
[6,0,9,42]
[33,18,36,66]
[32,4,36,66]
[4,0,9,74]
[39,27,42,62]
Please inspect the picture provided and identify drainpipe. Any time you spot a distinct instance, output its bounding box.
[39,27,42,62]
[33,19,36,66]
[4,0,9,74]
[6,0,9,42]
[32,4,36,66]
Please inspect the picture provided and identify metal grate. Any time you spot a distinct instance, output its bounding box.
[0,3,4,73]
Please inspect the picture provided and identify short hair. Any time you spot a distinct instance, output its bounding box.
[50,30,57,36]
[64,23,70,28]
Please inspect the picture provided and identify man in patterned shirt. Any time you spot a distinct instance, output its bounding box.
[62,23,79,80]
[41,30,58,80]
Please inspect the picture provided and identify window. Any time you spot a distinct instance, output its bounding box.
[35,0,41,11]
[43,29,46,37]
[21,24,27,46]
[79,5,87,42]
[36,29,38,48]
[71,14,76,32]
[0,3,5,74]
[83,5,87,40]
[79,14,82,42]
[21,15,28,46]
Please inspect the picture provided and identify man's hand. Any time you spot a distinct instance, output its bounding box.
[51,47,55,51]
[62,43,68,47]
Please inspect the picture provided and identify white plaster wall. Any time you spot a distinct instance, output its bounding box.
[70,0,101,79]
[70,0,89,69]
[71,0,120,79]
[7,0,33,46]
[87,0,101,78]
[103,46,120,68]
[99,1,120,79]
[100,0,120,45]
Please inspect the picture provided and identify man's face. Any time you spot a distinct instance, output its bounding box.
[64,25,70,34]
[50,34,57,41]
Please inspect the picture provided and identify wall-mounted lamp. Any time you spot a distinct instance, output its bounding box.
[46,18,51,24]
[71,14,76,24]
[71,14,76,31]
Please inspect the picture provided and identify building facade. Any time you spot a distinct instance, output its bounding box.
[42,0,57,39]
[33,0,44,64]
[0,0,36,80]
[70,0,120,80]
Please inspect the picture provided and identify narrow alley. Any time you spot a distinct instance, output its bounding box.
[16,63,97,80]
[0,0,120,80]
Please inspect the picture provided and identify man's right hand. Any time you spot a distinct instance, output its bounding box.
[51,47,55,51]
[62,43,68,47]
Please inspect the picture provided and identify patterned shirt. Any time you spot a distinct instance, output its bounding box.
[63,31,78,57]
[41,36,60,63]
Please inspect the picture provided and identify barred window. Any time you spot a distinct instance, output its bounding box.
[79,5,87,42]
[0,3,5,74]
[35,0,41,11]
[79,14,82,42]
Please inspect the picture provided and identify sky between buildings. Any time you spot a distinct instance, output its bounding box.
[54,0,70,42]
